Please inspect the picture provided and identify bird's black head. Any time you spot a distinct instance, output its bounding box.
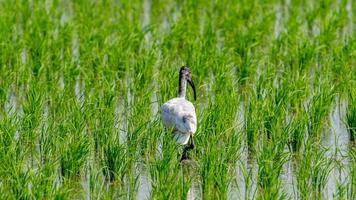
[180,66,191,78]
[180,66,196,100]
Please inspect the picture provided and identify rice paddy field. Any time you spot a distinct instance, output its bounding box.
[0,0,355,199]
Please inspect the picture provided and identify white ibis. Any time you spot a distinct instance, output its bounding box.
[161,66,197,160]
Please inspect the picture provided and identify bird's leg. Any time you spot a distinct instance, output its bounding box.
[188,136,194,150]
[181,148,189,161]
[184,136,194,151]
[180,137,194,161]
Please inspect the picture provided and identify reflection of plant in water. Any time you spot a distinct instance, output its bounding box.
[346,93,355,142]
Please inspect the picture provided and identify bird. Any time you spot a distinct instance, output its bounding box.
[161,66,197,161]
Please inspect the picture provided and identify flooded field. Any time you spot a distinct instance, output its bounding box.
[0,0,355,199]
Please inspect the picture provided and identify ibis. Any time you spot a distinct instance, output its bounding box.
[161,66,197,161]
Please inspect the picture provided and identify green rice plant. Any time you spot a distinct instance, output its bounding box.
[0,81,9,114]
[256,140,288,200]
[56,98,90,179]
[286,111,308,152]
[253,76,291,199]
[0,116,18,154]
[148,133,182,199]
[295,142,334,199]
[306,83,335,139]
[102,139,127,183]
[197,73,240,199]
[21,81,44,156]
[30,157,59,199]
[0,116,26,199]
[60,133,90,179]
[347,146,356,199]
[198,108,240,199]
[244,87,263,155]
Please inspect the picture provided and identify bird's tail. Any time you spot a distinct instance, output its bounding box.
[173,131,190,145]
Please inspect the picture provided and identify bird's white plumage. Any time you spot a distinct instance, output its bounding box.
[161,97,197,145]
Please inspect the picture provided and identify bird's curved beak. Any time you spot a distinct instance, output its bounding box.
[187,78,196,101]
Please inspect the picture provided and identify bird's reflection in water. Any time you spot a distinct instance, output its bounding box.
[181,158,198,200]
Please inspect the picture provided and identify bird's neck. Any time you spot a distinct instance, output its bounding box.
[178,74,186,98]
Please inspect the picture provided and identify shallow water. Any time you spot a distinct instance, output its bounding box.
[59,72,65,90]
[136,163,151,200]
[274,3,282,38]
[208,69,215,103]
[75,76,84,106]
[81,162,91,200]
[151,58,160,119]
[228,97,352,199]
[187,177,202,200]
[126,72,134,108]
[71,34,79,63]
[198,68,215,113]
[284,0,291,19]
[216,30,224,52]
[232,102,247,199]
[231,101,258,199]
[21,48,27,65]
[323,100,349,198]
[116,95,127,145]
[150,84,159,118]
[142,0,152,44]
[141,0,151,28]
[5,84,17,117]
[346,0,353,35]
[60,0,72,27]
[280,146,296,199]
[186,185,195,200]
[172,3,181,23]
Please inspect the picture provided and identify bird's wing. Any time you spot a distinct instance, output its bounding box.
[173,130,191,145]
[161,98,197,134]
[160,102,174,129]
